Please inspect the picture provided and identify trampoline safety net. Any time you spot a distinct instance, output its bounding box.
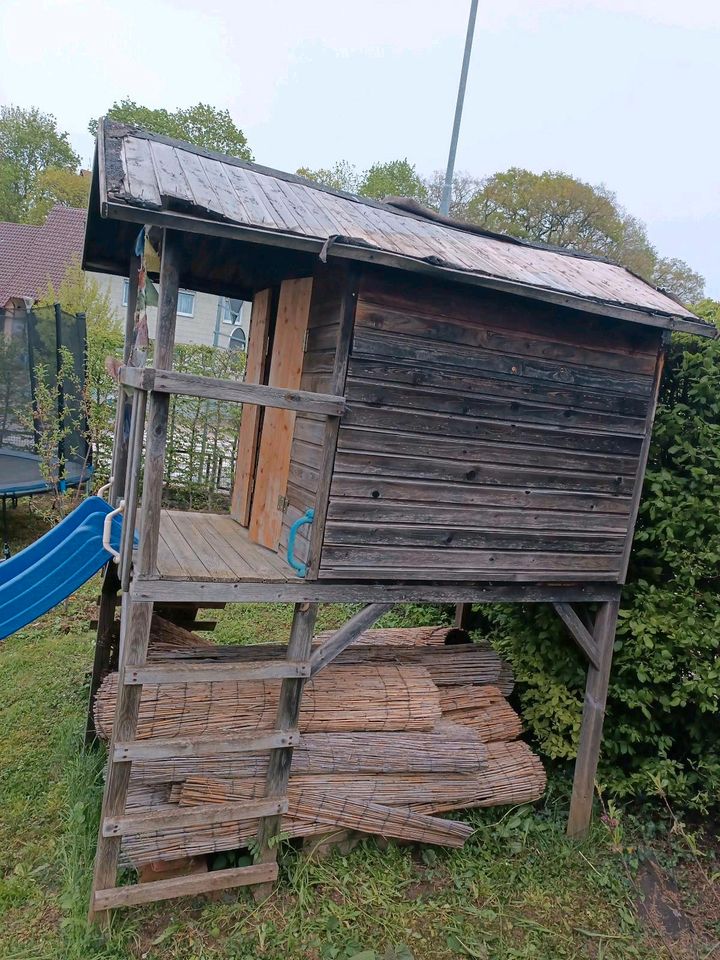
[0,305,92,499]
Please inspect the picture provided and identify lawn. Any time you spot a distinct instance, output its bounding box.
[0,507,716,959]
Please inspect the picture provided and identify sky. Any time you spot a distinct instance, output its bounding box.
[1,0,718,295]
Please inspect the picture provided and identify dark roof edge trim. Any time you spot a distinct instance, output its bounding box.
[100,200,717,339]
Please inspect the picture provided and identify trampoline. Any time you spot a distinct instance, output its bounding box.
[0,304,93,557]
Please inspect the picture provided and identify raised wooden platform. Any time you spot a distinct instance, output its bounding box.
[155,511,293,583]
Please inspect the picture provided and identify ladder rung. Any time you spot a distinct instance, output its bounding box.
[93,861,277,910]
[123,660,311,685]
[113,729,299,761]
[103,797,287,837]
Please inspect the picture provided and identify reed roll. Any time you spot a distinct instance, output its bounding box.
[438,685,523,742]
[94,663,441,740]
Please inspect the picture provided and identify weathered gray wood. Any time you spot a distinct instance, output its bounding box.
[309,603,394,676]
[553,602,600,669]
[454,603,472,630]
[619,341,667,582]
[113,730,299,761]
[103,797,287,837]
[149,368,346,415]
[110,251,140,505]
[123,659,310,685]
[88,595,153,924]
[120,389,147,591]
[307,264,359,577]
[132,579,622,604]
[85,564,119,746]
[254,602,318,886]
[137,231,181,577]
[93,862,278,911]
[567,598,620,838]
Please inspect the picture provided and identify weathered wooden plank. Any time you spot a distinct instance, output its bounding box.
[250,278,314,550]
[347,355,649,418]
[123,659,310,684]
[309,603,393,676]
[337,426,638,476]
[343,404,643,456]
[354,299,659,376]
[113,730,299,761]
[122,136,161,206]
[333,450,635,495]
[132,578,623,604]
[326,498,630,530]
[151,142,195,202]
[352,330,653,400]
[319,545,621,573]
[93,863,278,911]
[232,289,273,523]
[345,378,647,436]
[103,797,287,837]
[553,602,601,668]
[323,522,624,554]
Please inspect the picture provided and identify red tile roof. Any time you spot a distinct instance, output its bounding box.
[0,205,87,306]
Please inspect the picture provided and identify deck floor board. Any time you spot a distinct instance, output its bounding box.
[153,511,293,583]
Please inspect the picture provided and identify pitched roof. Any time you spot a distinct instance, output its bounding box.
[87,119,713,337]
[0,206,87,306]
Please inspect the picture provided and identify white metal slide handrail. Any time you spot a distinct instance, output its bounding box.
[102,500,125,562]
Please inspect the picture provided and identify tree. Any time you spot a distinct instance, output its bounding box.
[692,298,720,328]
[296,161,360,193]
[424,169,483,221]
[25,167,91,223]
[0,105,79,221]
[652,257,705,304]
[89,99,252,160]
[465,167,657,278]
[358,159,427,203]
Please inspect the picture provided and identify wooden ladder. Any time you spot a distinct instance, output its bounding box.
[88,600,318,921]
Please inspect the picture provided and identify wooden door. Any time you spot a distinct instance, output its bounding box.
[230,289,273,524]
[248,277,313,550]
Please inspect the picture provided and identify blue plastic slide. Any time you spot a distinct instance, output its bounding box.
[0,496,125,641]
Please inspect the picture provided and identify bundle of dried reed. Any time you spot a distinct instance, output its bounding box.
[438,685,523,742]
[94,664,441,741]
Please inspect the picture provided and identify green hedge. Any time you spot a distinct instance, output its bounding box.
[485,330,720,813]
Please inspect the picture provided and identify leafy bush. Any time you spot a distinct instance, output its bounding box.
[485,330,720,813]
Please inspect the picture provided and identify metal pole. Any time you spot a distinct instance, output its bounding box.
[439,0,479,216]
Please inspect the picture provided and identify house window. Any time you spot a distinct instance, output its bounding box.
[218,296,245,324]
[122,278,129,306]
[177,290,195,317]
[229,326,247,352]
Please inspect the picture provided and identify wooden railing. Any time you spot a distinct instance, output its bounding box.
[115,365,346,588]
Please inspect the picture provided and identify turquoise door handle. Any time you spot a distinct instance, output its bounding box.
[287,508,314,577]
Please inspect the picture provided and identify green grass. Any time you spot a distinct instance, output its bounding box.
[0,508,710,959]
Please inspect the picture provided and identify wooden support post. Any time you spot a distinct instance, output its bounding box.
[137,231,181,576]
[88,595,153,924]
[309,603,394,676]
[566,598,620,839]
[111,252,141,506]
[84,563,120,746]
[253,602,318,896]
[454,603,472,630]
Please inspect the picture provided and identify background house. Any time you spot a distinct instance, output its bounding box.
[0,205,250,351]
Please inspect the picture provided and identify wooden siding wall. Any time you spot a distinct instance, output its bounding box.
[279,265,349,568]
[318,270,663,582]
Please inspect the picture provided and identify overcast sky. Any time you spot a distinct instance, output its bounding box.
[1,0,718,295]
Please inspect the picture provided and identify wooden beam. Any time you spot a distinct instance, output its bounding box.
[93,862,278,911]
[132,579,623,605]
[309,603,394,676]
[113,729,299,762]
[137,230,181,578]
[103,797,287,837]
[88,596,153,924]
[553,602,600,669]
[254,602,318,890]
[123,659,310,685]
[454,603,472,630]
[567,598,621,838]
[110,251,140,506]
[85,564,120,746]
[307,263,360,578]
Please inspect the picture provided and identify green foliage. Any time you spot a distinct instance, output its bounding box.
[486,333,720,813]
[297,160,360,194]
[358,160,427,203]
[651,257,705,304]
[25,167,91,224]
[0,105,79,221]
[89,99,253,159]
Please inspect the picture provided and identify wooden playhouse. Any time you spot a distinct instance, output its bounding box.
[81,119,716,918]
